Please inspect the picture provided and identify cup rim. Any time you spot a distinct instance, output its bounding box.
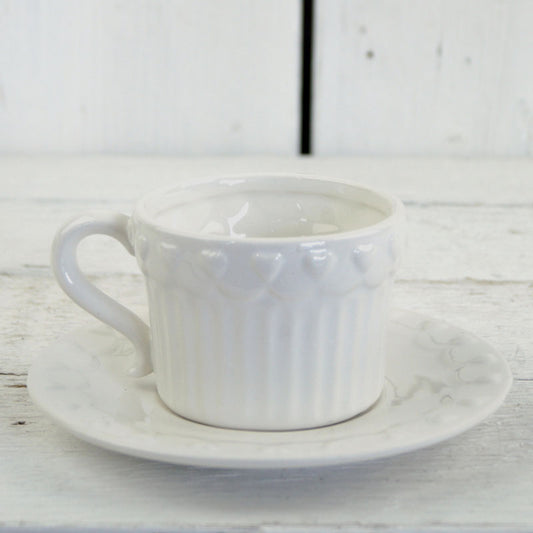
[134,173,404,244]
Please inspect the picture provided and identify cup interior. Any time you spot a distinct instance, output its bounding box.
[139,175,398,240]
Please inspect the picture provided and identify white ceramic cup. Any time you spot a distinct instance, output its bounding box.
[52,174,405,431]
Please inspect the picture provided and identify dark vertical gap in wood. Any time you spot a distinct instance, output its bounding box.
[300,0,314,154]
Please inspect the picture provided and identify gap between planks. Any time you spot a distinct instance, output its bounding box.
[1,197,532,209]
[2,270,532,286]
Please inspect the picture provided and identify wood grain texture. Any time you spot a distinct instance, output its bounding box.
[3,155,532,204]
[2,202,532,281]
[2,275,531,378]
[2,157,531,281]
[0,0,301,154]
[1,156,532,531]
[1,375,531,530]
[314,0,533,155]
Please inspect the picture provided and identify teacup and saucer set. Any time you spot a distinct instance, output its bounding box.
[28,174,512,468]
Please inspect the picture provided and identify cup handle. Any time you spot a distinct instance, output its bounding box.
[51,212,152,377]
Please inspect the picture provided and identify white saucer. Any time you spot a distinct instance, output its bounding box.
[28,309,512,469]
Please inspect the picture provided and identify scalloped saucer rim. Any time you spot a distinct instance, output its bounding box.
[27,309,512,469]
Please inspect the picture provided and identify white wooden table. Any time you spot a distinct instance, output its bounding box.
[1,156,531,532]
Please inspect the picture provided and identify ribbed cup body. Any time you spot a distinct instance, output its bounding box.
[147,278,392,430]
[132,175,404,430]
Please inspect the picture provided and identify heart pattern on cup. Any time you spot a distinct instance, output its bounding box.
[303,248,334,278]
[135,235,149,262]
[251,251,285,282]
[136,229,399,295]
[198,249,228,279]
[388,233,402,261]
[352,243,376,272]
[159,242,180,265]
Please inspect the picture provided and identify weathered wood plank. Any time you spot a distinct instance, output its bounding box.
[0,1,300,154]
[1,275,530,380]
[2,156,533,204]
[1,156,531,532]
[314,0,533,156]
[1,201,531,282]
[1,374,531,529]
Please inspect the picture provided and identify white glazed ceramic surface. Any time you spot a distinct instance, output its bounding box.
[27,309,512,469]
[52,175,404,430]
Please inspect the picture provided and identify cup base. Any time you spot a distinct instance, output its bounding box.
[157,390,383,433]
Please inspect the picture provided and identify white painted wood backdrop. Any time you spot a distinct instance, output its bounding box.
[0,0,301,154]
[2,0,533,155]
[314,0,533,155]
